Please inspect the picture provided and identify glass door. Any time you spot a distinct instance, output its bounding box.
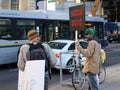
[38,21,55,42]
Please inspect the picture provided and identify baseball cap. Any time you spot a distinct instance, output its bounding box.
[85,28,96,35]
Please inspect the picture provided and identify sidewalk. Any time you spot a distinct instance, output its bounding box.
[105,43,120,52]
[49,64,120,90]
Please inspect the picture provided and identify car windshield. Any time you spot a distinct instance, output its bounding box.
[48,42,67,49]
[79,42,88,49]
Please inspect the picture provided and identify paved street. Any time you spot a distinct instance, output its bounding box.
[105,42,120,52]
[49,64,120,90]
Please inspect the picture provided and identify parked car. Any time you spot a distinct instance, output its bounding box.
[48,39,106,73]
[48,39,88,73]
[107,34,117,43]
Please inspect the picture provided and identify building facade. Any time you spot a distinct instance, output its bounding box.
[0,0,102,16]
[102,0,120,22]
[0,0,36,10]
[37,0,102,16]
[1,0,120,22]
[0,0,19,10]
[86,0,120,22]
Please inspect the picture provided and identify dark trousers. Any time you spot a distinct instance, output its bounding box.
[44,76,48,90]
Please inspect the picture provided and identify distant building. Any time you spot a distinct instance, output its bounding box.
[0,0,103,16]
[102,0,120,22]
[0,0,19,10]
[0,0,36,10]
[37,0,102,16]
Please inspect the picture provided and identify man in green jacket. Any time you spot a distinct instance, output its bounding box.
[76,28,102,90]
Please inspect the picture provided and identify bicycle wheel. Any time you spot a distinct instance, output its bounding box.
[99,65,106,84]
[72,67,86,90]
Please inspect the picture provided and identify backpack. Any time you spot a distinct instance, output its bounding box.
[17,43,51,79]
[28,43,50,72]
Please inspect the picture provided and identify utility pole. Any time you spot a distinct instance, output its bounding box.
[115,0,118,37]
[115,0,118,23]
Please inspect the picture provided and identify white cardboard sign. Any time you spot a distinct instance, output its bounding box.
[18,60,45,90]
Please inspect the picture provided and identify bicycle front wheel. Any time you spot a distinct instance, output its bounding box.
[72,67,86,90]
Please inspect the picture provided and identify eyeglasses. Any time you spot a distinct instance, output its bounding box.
[85,33,88,35]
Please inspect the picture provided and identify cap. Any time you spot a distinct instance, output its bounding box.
[85,28,96,35]
[27,30,39,42]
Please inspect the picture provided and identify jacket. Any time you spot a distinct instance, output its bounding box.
[78,40,102,74]
[17,43,57,71]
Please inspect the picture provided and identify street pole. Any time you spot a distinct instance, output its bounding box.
[115,0,118,38]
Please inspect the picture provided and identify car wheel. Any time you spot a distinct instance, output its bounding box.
[66,59,76,73]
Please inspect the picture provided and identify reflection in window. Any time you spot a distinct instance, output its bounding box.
[16,20,35,40]
[17,20,35,25]
[0,19,11,25]
[0,26,13,40]
[68,42,88,50]
[68,43,75,50]
[17,26,35,40]
[79,42,88,49]
[17,28,27,40]
[48,24,54,41]
[48,42,67,49]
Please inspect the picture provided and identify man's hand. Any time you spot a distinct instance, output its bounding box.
[51,63,56,68]
[76,40,80,50]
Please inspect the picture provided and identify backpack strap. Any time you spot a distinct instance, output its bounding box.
[17,45,22,61]
[42,46,51,79]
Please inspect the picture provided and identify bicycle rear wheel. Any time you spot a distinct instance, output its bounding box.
[72,67,86,90]
[99,65,106,84]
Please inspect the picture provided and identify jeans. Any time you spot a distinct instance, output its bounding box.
[87,72,99,90]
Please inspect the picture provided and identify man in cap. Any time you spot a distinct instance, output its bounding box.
[17,30,57,90]
[76,28,102,90]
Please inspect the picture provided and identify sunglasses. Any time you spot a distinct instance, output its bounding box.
[85,33,89,35]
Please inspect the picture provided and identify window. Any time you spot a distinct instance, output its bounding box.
[16,20,35,40]
[79,42,88,49]
[16,26,35,40]
[68,41,88,50]
[48,24,54,41]
[0,19,12,40]
[11,0,19,10]
[0,19,11,25]
[0,26,13,40]
[48,42,67,49]
[17,20,35,25]
[68,43,75,50]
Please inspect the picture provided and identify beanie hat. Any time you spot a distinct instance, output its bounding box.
[85,28,96,35]
[27,30,39,41]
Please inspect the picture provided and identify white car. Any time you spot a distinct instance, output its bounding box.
[48,39,88,73]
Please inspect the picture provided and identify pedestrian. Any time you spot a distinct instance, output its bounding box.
[17,30,57,90]
[76,28,102,90]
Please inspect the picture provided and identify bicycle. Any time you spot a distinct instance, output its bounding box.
[71,55,106,90]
